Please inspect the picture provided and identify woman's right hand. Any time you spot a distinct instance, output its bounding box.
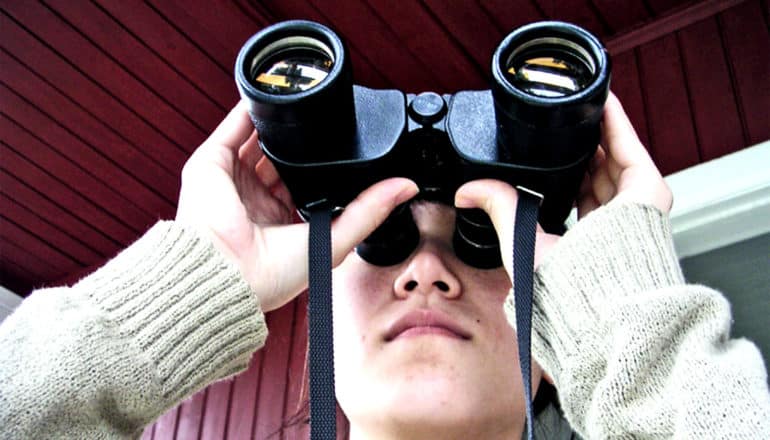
[176,101,418,312]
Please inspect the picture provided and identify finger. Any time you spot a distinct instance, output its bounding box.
[585,146,614,204]
[258,159,295,214]
[578,193,601,219]
[577,173,600,218]
[330,178,419,266]
[245,182,292,224]
[588,145,607,175]
[206,100,255,151]
[232,131,262,187]
[238,130,263,173]
[591,163,616,205]
[270,180,295,213]
[601,92,653,170]
[255,155,282,188]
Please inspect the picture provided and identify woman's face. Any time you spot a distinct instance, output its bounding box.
[333,201,543,439]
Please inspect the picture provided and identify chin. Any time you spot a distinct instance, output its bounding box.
[338,358,524,439]
[393,392,472,423]
[363,365,481,419]
[342,376,519,440]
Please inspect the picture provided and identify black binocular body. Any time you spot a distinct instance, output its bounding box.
[235,20,611,269]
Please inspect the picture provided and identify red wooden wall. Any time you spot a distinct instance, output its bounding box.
[1,0,769,439]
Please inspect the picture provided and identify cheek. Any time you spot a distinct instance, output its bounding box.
[473,271,545,390]
[332,256,399,408]
[471,270,518,355]
[332,256,393,356]
[480,301,517,357]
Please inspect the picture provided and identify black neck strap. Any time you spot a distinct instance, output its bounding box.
[308,208,336,440]
[513,188,541,440]
[307,191,540,440]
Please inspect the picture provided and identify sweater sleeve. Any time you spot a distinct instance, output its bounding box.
[504,202,770,439]
[0,221,268,439]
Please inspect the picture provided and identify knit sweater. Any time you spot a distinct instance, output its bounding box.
[1,202,768,439]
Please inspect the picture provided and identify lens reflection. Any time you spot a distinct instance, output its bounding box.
[504,37,594,98]
[251,36,334,95]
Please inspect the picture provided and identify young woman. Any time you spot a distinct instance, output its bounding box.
[1,93,768,439]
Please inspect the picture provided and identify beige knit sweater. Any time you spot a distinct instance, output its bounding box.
[1,202,768,439]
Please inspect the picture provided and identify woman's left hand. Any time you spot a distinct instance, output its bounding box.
[453,92,672,279]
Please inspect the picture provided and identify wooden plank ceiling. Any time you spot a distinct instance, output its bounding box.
[1,0,769,296]
[1,1,769,439]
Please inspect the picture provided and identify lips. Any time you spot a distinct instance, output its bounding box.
[384,309,471,341]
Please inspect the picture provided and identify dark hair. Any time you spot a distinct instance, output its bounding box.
[270,344,350,440]
[270,397,351,440]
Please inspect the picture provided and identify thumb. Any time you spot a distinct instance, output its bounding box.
[455,180,520,274]
[331,178,419,266]
[455,180,557,272]
[254,178,417,312]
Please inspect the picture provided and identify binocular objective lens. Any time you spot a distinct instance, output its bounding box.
[504,37,595,98]
[251,36,335,95]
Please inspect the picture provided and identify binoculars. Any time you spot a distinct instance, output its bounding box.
[235,20,611,269]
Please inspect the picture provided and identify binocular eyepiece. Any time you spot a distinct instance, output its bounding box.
[235,20,610,269]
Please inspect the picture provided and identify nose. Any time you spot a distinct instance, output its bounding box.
[393,246,462,299]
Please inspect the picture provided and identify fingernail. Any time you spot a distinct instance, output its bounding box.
[395,181,419,204]
[454,187,474,208]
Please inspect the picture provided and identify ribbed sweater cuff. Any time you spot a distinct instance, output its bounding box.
[75,221,267,403]
[504,202,684,382]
